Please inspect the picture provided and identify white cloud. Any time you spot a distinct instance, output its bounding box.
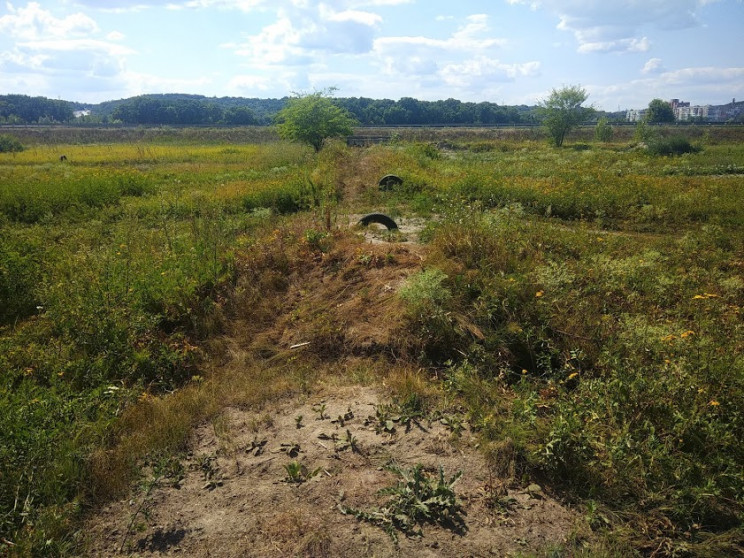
[230,3,382,65]
[660,66,744,85]
[577,36,650,54]
[0,2,99,40]
[510,0,717,53]
[440,57,540,87]
[374,14,508,76]
[642,57,665,74]
[590,63,744,109]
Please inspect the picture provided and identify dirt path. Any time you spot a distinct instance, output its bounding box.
[86,385,578,557]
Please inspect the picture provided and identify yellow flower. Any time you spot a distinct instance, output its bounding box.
[680,330,695,339]
[709,400,720,407]
[521,369,528,375]
[535,290,544,298]
[567,372,579,380]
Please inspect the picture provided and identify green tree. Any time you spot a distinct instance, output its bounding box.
[274,89,357,152]
[538,85,594,147]
[645,99,675,123]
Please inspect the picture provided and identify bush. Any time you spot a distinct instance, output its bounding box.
[0,134,24,153]
[647,136,700,156]
[594,117,614,142]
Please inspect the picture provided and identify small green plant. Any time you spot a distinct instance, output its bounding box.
[341,462,465,544]
[120,455,183,552]
[295,415,304,429]
[283,461,320,484]
[312,403,327,420]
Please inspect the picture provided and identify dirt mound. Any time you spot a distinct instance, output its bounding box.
[86,386,577,557]
[83,228,582,556]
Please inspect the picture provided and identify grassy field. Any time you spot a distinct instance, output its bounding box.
[1,125,743,556]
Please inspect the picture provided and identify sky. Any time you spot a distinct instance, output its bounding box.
[1,0,743,111]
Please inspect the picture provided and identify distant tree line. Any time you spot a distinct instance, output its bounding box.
[103,94,538,126]
[335,97,537,126]
[0,94,75,124]
[2,92,622,127]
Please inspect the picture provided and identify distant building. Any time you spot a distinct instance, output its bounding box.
[73,110,91,118]
[626,98,744,123]
[626,108,647,122]
[670,98,744,122]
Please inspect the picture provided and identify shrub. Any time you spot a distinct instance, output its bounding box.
[647,136,700,156]
[594,117,614,142]
[0,134,24,153]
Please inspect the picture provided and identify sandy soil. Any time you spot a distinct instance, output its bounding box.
[86,385,579,557]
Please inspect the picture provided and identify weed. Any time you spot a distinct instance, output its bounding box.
[341,462,465,544]
[283,461,321,484]
[120,455,183,552]
[312,403,328,420]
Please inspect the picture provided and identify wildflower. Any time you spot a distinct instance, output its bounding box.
[535,290,544,298]
[709,400,720,407]
[521,369,528,375]
[567,372,579,380]
[680,330,695,339]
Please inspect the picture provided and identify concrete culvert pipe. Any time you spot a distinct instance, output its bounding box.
[359,213,398,230]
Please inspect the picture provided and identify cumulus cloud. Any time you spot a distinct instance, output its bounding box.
[371,14,538,99]
[660,66,744,85]
[0,2,99,39]
[642,57,665,74]
[0,2,136,100]
[440,57,540,88]
[230,3,382,65]
[590,63,744,109]
[509,0,717,53]
[374,14,508,76]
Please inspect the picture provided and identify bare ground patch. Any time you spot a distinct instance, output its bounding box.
[86,385,579,557]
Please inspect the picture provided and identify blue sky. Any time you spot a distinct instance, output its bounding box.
[1,0,742,110]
